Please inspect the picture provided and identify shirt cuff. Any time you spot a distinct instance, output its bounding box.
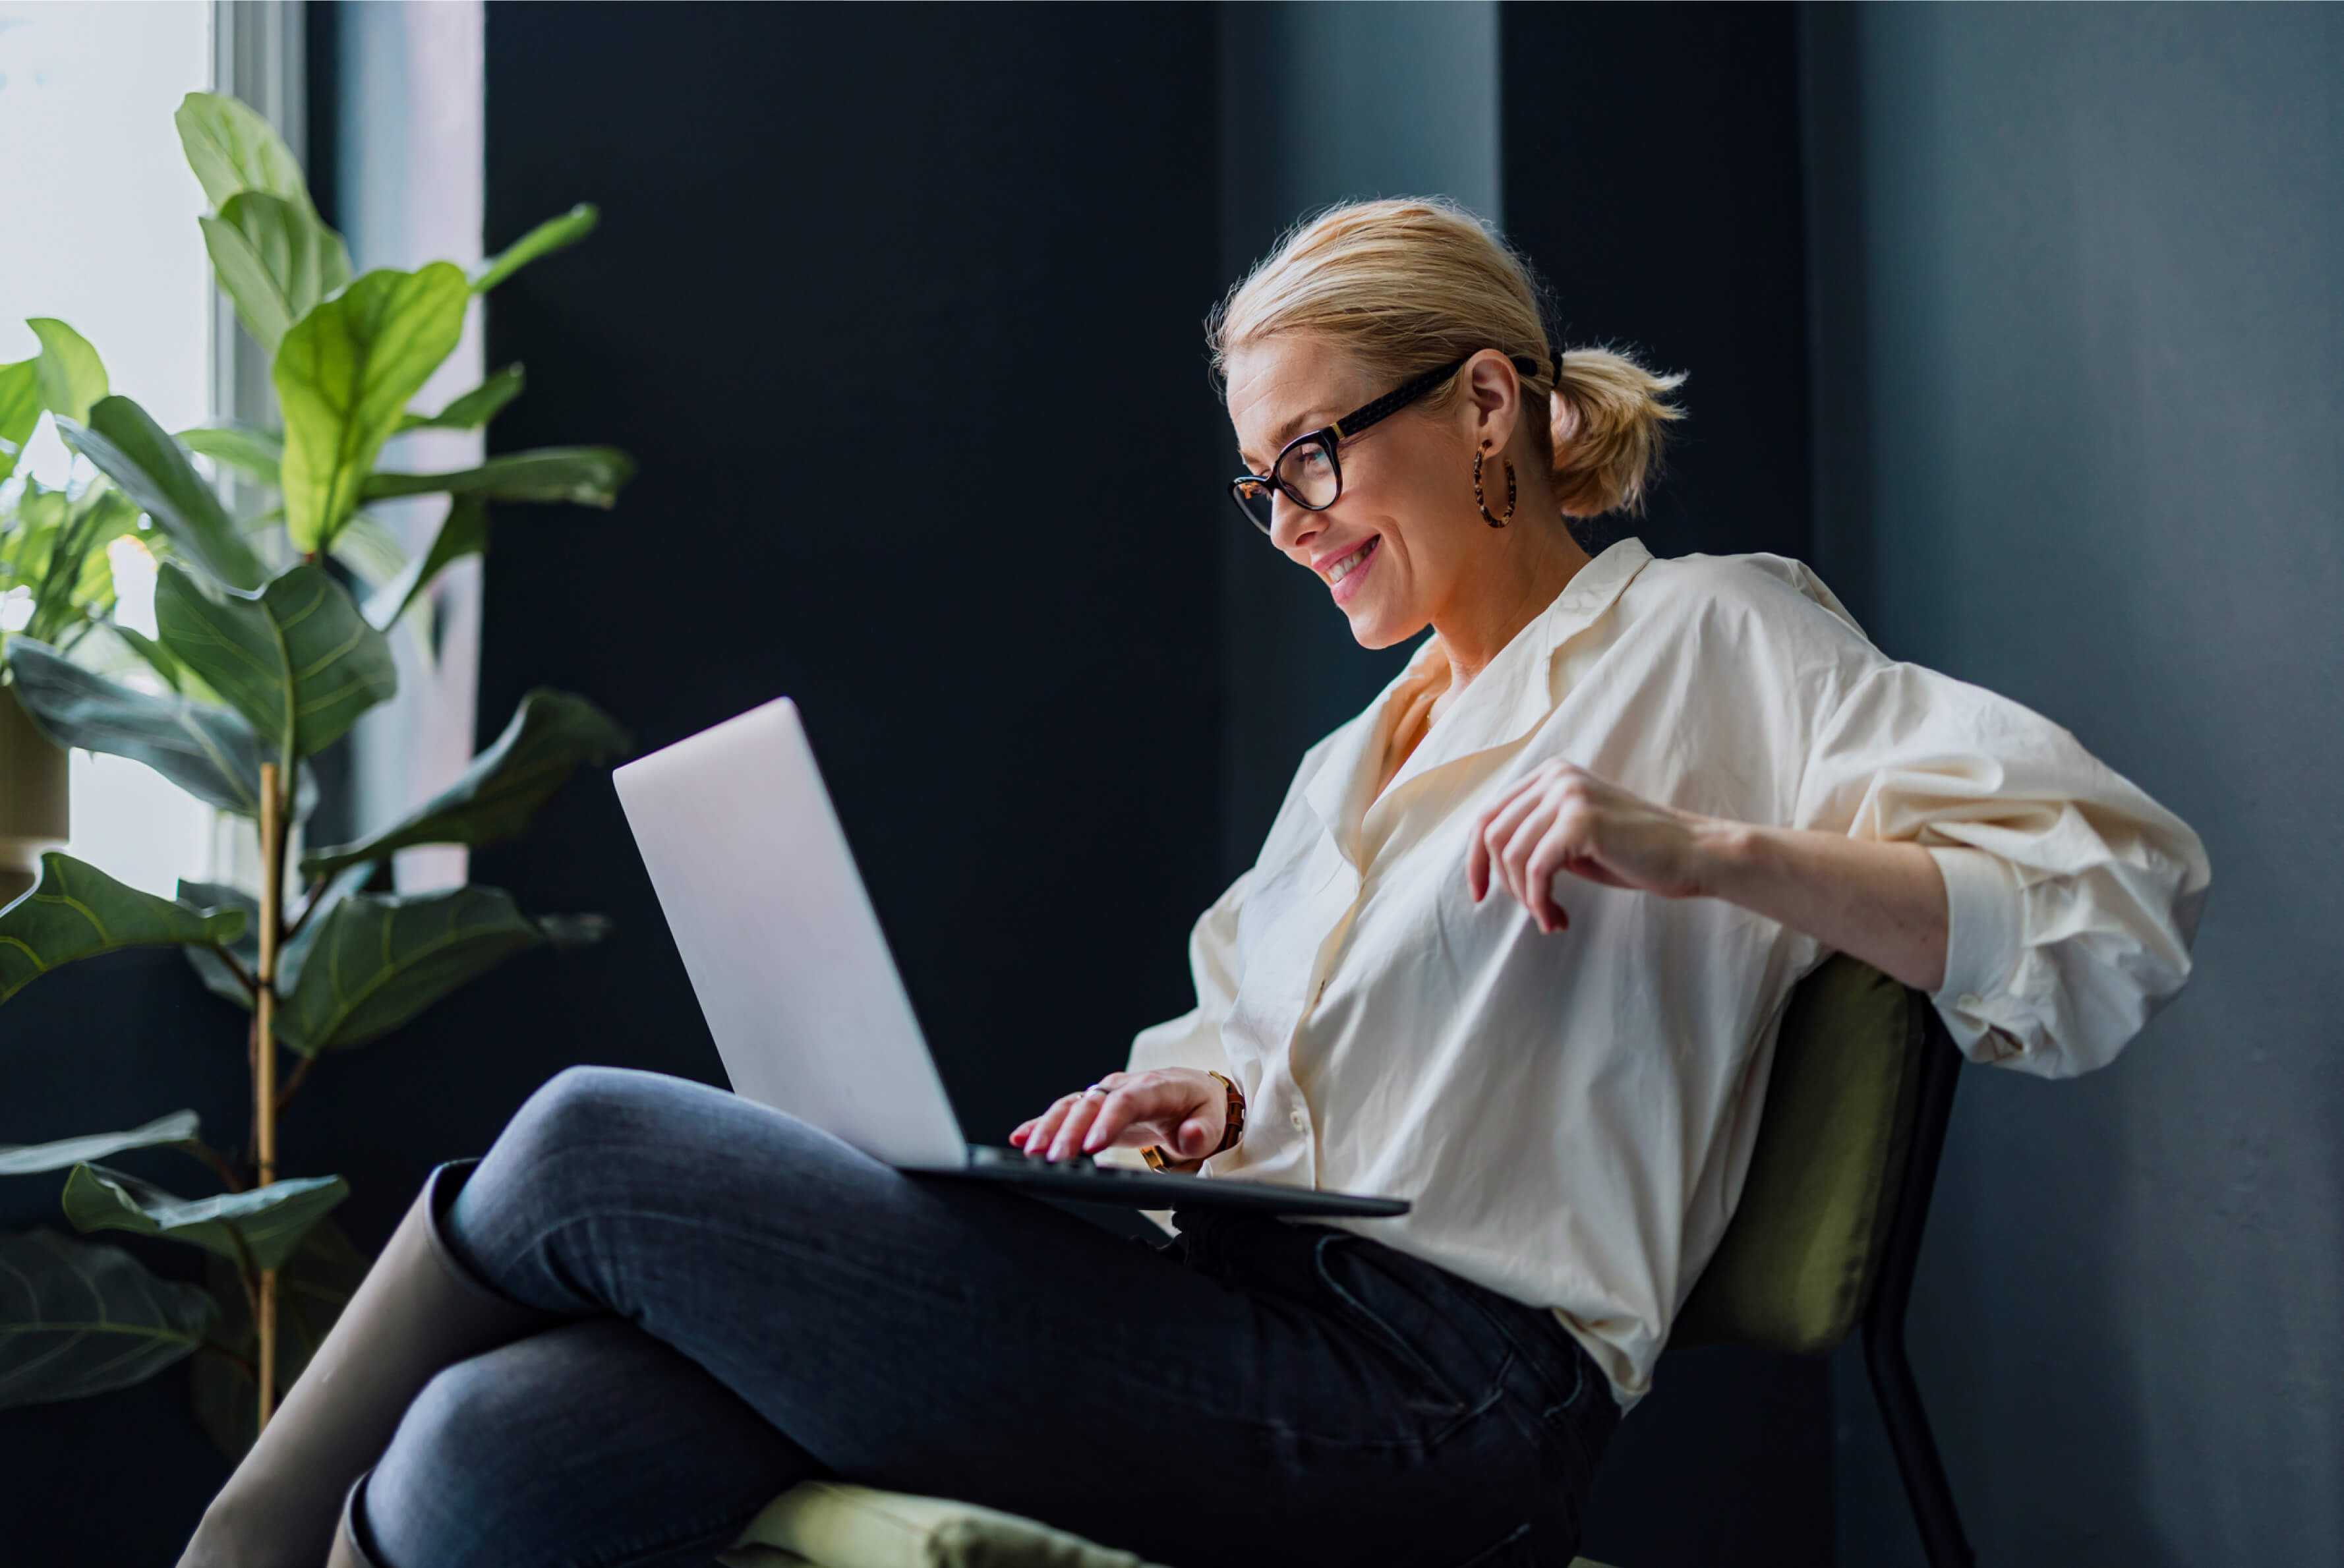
[1926,844,2028,1062]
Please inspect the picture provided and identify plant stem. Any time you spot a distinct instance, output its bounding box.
[253,761,285,1428]
[283,872,329,946]
[179,1138,249,1194]
[272,1053,315,1116]
[211,942,259,998]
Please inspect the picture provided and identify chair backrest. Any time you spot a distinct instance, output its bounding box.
[1671,952,1947,1354]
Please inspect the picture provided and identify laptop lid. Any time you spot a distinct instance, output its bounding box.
[610,696,970,1169]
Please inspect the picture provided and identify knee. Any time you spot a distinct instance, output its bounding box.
[500,1064,668,1165]
[370,1357,541,1547]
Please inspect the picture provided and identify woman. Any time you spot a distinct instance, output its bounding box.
[179,196,2210,1568]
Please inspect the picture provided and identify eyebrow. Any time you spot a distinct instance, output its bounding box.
[1238,407,1333,471]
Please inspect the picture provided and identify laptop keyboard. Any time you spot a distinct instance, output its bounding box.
[966,1144,1157,1176]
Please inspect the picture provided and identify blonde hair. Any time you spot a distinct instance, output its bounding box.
[1204,195,1688,519]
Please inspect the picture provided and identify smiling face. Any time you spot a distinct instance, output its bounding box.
[1227,335,1517,651]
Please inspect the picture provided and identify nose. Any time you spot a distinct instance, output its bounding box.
[1269,492,1326,557]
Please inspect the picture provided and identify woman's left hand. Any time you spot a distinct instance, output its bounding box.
[1465,759,1720,932]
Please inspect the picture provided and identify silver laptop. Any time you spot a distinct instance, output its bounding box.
[610,695,1408,1219]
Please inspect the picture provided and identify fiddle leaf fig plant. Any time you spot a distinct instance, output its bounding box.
[0,90,636,1455]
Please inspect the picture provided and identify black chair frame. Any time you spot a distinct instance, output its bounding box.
[1864,1000,1976,1568]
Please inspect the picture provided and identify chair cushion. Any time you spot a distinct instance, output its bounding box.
[717,1480,1169,1568]
[1670,952,1925,1354]
[716,1480,1619,1568]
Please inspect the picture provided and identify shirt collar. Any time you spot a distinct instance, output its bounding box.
[1303,534,1655,864]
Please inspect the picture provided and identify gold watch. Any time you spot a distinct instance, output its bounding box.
[1141,1070,1245,1171]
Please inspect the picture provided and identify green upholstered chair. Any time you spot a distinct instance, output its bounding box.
[715,952,1968,1568]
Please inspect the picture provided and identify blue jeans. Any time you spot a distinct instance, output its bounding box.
[370,1064,1620,1567]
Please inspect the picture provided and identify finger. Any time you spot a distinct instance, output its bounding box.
[1498,798,1560,912]
[1174,1111,1219,1160]
[1080,1081,1156,1153]
[1048,1091,1109,1160]
[1022,1093,1082,1156]
[1465,776,1535,900]
[1475,790,1544,906]
[1523,836,1577,934]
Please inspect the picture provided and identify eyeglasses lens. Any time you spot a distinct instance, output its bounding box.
[1235,440,1339,534]
[1280,440,1339,508]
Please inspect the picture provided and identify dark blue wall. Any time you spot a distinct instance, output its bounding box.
[1804,7,2342,1563]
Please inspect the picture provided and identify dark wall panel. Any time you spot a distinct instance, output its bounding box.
[475,1,1229,1161]
[1501,3,1815,569]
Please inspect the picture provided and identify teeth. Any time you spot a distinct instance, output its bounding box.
[1329,538,1375,582]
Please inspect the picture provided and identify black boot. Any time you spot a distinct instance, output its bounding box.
[177,1156,565,1567]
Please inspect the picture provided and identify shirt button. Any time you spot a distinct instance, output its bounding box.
[1958,992,1981,1009]
[1289,1109,1308,1131]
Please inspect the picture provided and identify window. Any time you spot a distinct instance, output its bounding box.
[0,1,217,898]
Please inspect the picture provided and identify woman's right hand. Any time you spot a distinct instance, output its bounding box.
[1008,1068,1226,1165]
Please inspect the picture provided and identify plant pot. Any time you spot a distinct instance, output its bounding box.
[0,680,70,906]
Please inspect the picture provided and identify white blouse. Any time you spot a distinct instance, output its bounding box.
[1103,533,2211,1413]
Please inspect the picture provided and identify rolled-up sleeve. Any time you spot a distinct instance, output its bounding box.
[1791,658,2212,1079]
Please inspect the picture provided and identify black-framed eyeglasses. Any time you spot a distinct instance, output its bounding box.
[1227,351,1544,536]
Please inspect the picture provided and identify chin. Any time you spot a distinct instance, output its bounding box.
[1345,606,1419,651]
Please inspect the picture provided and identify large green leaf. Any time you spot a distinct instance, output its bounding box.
[398,364,524,432]
[23,488,138,645]
[325,510,410,592]
[0,357,40,484]
[282,885,608,1055]
[178,863,374,1050]
[106,620,193,698]
[177,422,285,488]
[0,1111,202,1177]
[154,560,397,760]
[26,318,107,425]
[175,91,318,218]
[302,689,633,878]
[359,446,635,508]
[57,395,267,591]
[0,850,247,1005]
[0,1229,220,1408]
[327,513,435,672]
[63,1163,348,1273]
[365,494,487,634]
[0,477,67,587]
[472,204,598,293]
[192,1214,368,1459]
[201,192,355,355]
[274,263,471,552]
[3,637,314,821]
[177,879,262,1018]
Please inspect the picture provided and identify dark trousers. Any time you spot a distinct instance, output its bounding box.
[367,1064,1620,1566]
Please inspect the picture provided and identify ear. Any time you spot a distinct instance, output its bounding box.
[1463,349,1523,453]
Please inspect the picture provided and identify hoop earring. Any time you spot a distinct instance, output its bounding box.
[1473,448,1517,528]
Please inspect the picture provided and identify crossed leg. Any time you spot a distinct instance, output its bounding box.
[363,1063,1561,1567]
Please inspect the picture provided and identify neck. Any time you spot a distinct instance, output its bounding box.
[1427,519,1596,692]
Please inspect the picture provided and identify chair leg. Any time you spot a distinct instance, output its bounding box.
[1862,1316,1976,1568]
[1861,1016,1976,1568]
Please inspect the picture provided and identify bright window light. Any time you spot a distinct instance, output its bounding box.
[1,1,218,897]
